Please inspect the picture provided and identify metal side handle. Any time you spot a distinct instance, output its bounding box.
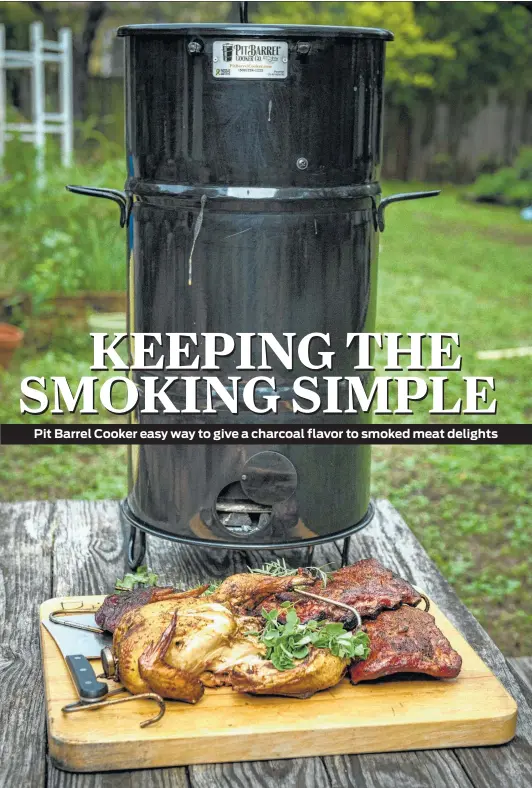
[377,190,440,231]
[66,184,130,227]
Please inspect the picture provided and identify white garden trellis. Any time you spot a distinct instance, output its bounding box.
[0,21,73,175]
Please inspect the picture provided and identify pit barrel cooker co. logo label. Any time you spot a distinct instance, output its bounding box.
[213,40,289,79]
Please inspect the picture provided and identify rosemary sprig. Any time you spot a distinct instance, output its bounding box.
[248,557,296,577]
[248,558,335,587]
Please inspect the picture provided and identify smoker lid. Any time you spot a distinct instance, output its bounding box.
[117,23,394,41]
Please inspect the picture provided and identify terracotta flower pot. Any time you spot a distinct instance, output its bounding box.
[0,323,24,369]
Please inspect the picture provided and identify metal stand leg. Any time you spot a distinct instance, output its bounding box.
[341,535,351,567]
[128,526,147,570]
[305,545,315,566]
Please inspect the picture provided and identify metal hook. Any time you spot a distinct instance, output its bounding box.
[62,691,166,728]
[59,600,100,612]
[49,610,105,634]
[293,589,362,630]
[341,535,352,567]
[239,2,249,23]
[416,592,431,612]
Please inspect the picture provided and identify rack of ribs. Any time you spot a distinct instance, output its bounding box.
[255,558,422,624]
[349,605,462,683]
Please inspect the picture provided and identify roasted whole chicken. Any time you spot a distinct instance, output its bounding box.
[112,574,348,701]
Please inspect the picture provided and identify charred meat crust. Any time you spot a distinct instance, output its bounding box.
[96,584,209,632]
[349,605,462,683]
[256,559,422,622]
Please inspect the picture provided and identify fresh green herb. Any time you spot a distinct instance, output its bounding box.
[248,558,335,588]
[115,565,158,592]
[248,557,296,577]
[203,580,223,596]
[248,604,370,672]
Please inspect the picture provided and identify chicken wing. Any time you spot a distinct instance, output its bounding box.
[114,597,239,701]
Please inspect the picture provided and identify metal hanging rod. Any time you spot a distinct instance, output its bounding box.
[240,2,249,23]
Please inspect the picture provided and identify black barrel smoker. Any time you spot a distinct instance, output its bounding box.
[69,20,437,568]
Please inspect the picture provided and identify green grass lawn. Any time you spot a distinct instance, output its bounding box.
[371,182,532,655]
[0,181,530,655]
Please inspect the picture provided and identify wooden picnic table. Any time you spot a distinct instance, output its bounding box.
[1,498,531,787]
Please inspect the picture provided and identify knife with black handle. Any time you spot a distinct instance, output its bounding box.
[65,654,109,701]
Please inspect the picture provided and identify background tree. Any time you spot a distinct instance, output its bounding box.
[2,2,108,119]
[0,1,529,177]
[414,2,532,163]
[253,1,454,105]
[0,1,233,120]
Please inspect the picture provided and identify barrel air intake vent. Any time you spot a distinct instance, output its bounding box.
[215,451,298,537]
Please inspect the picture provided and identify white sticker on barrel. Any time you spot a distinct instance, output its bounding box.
[212,41,288,79]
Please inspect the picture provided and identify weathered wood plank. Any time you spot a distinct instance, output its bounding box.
[146,524,335,788]
[19,497,528,788]
[51,499,129,598]
[145,504,475,788]
[49,768,189,788]
[316,500,532,788]
[0,501,54,788]
[323,750,475,787]
[507,657,532,701]
[186,758,331,788]
[50,769,189,788]
[46,766,190,788]
[47,500,189,788]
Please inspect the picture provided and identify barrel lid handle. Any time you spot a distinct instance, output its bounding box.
[377,190,440,231]
[66,185,130,227]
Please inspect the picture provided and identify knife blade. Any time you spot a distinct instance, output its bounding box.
[41,614,111,658]
[42,611,167,726]
[41,614,112,702]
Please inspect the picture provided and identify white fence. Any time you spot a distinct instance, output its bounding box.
[0,21,73,175]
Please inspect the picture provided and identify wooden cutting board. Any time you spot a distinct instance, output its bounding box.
[40,595,517,773]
